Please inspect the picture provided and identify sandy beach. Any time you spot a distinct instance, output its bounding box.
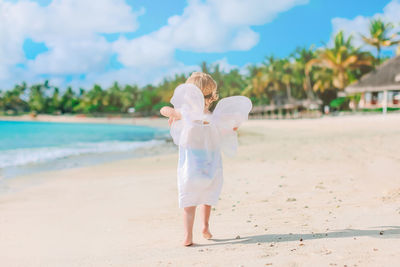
[0,114,399,266]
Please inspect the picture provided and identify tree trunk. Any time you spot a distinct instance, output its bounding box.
[377,46,381,65]
[286,83,292,103]
[305,75,315,100]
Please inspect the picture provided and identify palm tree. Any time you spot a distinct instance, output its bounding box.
[135,85,161,115]
[306,31,374,91]
[281,59,295,102]
[46,87,61,114]
[121,84,140,112]
[158,74,187,103]
[218,69,246,98]
[1,83,29,113]
[262,56,284,91]
[29,81,50,113]
[292,46,316,100]
[361,18,399,63]
[75,84,107,113]
[61,87,79,113]
[200,61,210,74]
[205,63,246,99]
[0,92,3,111]
[262,56,296,106]
[104,82,124,112]
[243,57,293,105]
[311,68,334,93]
[242,64,270,105]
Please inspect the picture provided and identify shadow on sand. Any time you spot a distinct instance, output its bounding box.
[192,226,400,247]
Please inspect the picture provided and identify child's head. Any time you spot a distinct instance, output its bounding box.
[186,72,218,109]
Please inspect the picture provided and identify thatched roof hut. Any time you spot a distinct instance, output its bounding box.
[346,56,400,93]
[345,55,400,113]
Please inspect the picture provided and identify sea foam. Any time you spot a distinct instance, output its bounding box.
[0,140,164,168]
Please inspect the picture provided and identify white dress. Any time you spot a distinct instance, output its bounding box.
[169,84,252,208]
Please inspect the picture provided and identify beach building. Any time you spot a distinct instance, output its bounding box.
[250,98,322,119]
[345,55,400,114]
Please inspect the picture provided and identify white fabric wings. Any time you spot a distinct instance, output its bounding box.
[170,84,252,157]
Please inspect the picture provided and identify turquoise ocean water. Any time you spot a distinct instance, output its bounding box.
[0,120,170,178]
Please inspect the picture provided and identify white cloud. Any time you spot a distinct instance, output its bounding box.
[29,0,142,75]
[0,0,40,80]
[113,0,309,68]
[0,0,142,87]
[332,16,370,44]
[28,37,111,74]
[112,35,174,68]
[72,62,201,89]
[380,0,400,21]
[211,58,253,76]
[0,0,308,89]
[43,0,141,36]
[211,57,238,73]
[212,0,309,26]
[74,57,244,90]
[230,27,260,51]
[331,0,400,50]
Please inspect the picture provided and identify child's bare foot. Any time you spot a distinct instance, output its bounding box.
[202,227,213,239]
[183,234,193,246]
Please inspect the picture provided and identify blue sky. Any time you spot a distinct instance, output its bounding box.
[176,0,392,66]
[1,0,398,89]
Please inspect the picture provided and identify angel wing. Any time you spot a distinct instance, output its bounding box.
[170,83,204,120]
[170,84,205,146]
[169,83,252,156]
[211,96,252,157]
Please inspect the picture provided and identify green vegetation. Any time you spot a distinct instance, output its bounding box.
[361,18,400,63]
[0,19,398,116]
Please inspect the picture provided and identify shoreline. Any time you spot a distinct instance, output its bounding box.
[0,114,170,128]
[1,111,399,127]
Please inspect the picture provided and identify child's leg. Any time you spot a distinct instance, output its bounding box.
[200,204,212,239]
[183,206,196,246]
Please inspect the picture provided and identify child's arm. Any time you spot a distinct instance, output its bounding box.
[160,106,182,126]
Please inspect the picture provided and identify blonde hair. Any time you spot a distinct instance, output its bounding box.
[186,72,218,104]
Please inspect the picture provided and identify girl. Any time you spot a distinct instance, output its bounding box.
[160,72,252,246]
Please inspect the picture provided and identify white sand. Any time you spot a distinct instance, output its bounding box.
[0,114,399,266]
